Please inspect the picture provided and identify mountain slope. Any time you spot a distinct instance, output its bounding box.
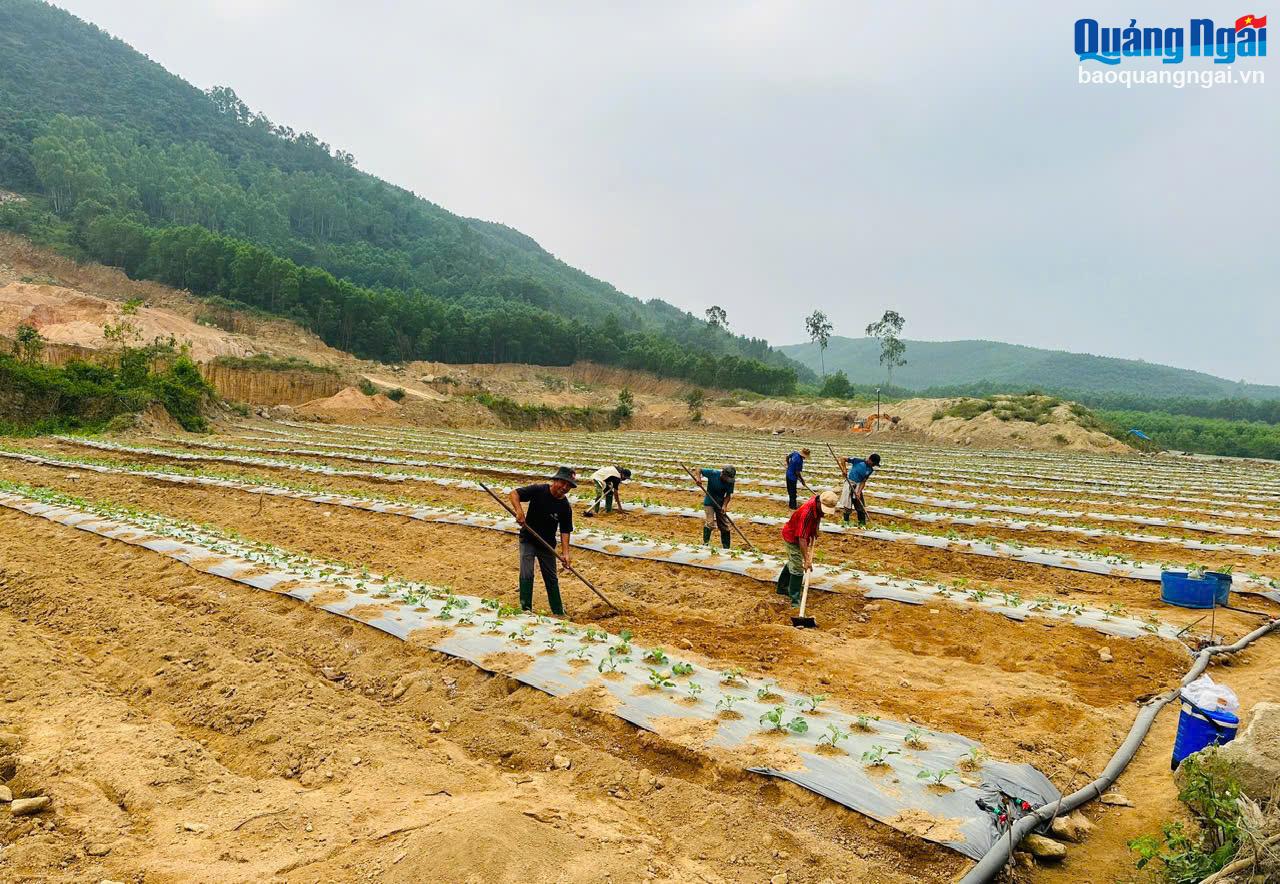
[0,0,806,390]
[779,337,1280,399]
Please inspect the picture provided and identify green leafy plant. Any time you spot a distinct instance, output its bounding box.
[671,661,694,677]
[916,767,956,787]
[643,647,670,665]
[904,726,927,749]
[756,681,779,702]
[861,744,899,767]
[1128,758,1244,883]
[647,668,676,690]
[854,714,880,731]
[796,693,827,714]
[720,667,745,685]
[759,706,808,735]
[818,724,849,749]
[685,681,703,700]
[716,695,744,714]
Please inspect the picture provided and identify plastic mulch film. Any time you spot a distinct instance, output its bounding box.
[176,430,1280,541]
[44,439,1280,597]
[2,449,1217,635]
[0,488,1061,861]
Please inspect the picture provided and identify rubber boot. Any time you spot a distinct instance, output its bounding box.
[787,570,804,608]
[545,576,565,617]
[519,576,534,612]
[858,517,867,528]
[720,530,731,550]
[703,526,712,545]
[775,565,790,596]
[605,491,613,514]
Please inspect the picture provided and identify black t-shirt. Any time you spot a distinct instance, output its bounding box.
[516,483,573,546]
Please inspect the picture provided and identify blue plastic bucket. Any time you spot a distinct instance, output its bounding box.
[1160,571,1220,609]
[1205,572,1232,606]
[1171,701,1239,769]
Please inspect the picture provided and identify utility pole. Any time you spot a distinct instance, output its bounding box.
[876,387,881,426]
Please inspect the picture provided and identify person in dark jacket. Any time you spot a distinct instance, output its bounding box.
[509,466,576,615]
[784,447,810,509]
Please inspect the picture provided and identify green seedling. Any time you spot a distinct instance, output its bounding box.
[483,618,504,633]
[759,706,808,734]
[480,597,502,611]
[716,695,744,713]
[818,724,849,749]
[959,747,989,770]
[597,652,629,674]
[583,627,606,643]
[756,681,779,701]
[671,662,694,677]
[861,745,898,767]
[854,714,880,731]
[904,726,927,749]
[644,647,670,665]
[554,623,578,636]
[916,767,956,787]
[685,681,703,700]
[720,667,745,684]
[543,637,563,652]
[568,647,590,662]
[1104,603,1128,621]
[647,668,676,690]
[796,694,827,714]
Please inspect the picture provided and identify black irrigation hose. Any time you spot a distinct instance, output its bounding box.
[959,616,1280,883]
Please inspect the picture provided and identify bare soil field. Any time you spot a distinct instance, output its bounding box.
[2,422,1278,883]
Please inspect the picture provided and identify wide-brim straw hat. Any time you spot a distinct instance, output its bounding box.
[548,466,578,488]
[818,490,839,515]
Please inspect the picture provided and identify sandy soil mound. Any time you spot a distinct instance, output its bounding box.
[0,282,253,362]
[892,398,1129,453]
[297,386,400,416]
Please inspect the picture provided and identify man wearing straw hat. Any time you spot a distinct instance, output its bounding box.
[509,466,577,616]
[776,489,839,607]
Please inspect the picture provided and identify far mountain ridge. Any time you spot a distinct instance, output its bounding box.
[779,336,1280,400]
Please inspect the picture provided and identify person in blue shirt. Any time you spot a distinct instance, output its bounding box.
[837,452,880,527]
[699,465,736,548]
[784,447,810,510]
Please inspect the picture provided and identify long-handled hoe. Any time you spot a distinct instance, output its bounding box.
[478,481,620,615]
[791,570,817,629]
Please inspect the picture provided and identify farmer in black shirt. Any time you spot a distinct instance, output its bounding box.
[509,466,577,615]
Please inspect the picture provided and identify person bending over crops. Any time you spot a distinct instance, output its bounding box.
[700,465,736,548]
[784,447,810,510]
[583,465,631,517]
[509,466,577,616]
[776,490,839,607]
[837,452,880,527]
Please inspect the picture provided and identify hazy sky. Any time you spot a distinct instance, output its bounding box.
[54,1,1278,382]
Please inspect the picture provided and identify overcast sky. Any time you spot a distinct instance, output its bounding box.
[54,1,1278,382]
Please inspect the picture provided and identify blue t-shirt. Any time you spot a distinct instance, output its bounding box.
[785,451,805,480]
[701,468,735,507]
[846,458,873,485]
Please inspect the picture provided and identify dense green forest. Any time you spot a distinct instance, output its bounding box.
[0,0,803,394]
[1091,410,1280,461]
[781,337,1280,400]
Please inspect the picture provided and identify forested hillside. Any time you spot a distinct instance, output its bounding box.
[781,337,1280,400]
[0,0,803,394]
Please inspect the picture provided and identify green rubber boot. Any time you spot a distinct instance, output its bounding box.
[720,530,731,549]
[703,526,712,545]
[545,577,565,617]
[519,576,534,612]
[775,565,790,595]
[787,570,804,607]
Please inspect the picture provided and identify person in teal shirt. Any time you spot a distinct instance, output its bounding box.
[700,465,736,548]
[837,452,880,527]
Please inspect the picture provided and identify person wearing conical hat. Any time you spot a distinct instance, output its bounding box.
[509,466,577,616]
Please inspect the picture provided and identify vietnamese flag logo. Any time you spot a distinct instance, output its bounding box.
[1235,13,1268,31]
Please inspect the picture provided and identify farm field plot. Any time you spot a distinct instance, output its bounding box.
[2,422,1278,883]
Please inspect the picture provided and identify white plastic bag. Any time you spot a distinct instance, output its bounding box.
[1181,675,1239,714]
